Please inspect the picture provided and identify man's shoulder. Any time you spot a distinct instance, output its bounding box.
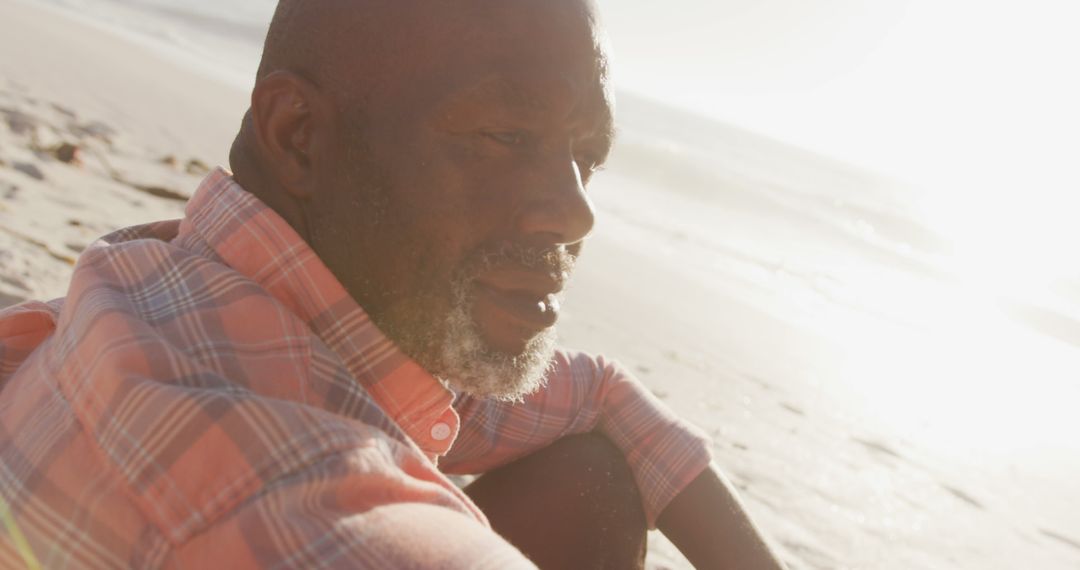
[0,217,296,395]
[550,347,625,379]
[61,218,292,339]
[0,222,441,549]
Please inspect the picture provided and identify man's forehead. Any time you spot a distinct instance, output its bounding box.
[446,73,610,117]
[279,0,614,134]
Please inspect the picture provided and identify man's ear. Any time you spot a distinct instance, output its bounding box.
[249,71,326,199]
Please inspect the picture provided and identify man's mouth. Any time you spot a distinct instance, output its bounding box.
[470,268,566,352]
[474,282,561,329]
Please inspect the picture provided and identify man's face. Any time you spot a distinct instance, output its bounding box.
[306,0,613,400]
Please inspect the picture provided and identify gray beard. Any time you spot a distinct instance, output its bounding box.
[375,244,574,402]
[434,272,558,402]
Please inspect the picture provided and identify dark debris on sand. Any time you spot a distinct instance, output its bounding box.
[131,183,188,202]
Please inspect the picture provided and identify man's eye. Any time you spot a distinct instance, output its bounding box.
[484,131,526,146]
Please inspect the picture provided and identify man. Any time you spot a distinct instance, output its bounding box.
[0,0,785,568]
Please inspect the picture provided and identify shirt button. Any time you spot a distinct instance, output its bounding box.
[430,422,452,441]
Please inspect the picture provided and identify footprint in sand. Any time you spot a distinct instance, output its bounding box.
[12,161,44,181]
[0,291,26,308]
[50,103,76,119]
[1039,528,1080,553]
[2,108,38,136]
[0,274,30,293]
[68,120,115,145]
[851,437,904,462]
[780,402,805,416]
[939,483,985,510]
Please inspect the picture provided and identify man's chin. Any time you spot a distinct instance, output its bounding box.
[436,321,558,403]
[473,322,554,358]
[369,290,557,401]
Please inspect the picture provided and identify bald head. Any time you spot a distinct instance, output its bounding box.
[254,0,609,112]
[256,0,394,92]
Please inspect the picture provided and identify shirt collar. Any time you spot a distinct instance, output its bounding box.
[178,168,460,458]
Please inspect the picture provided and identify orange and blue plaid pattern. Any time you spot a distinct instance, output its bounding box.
[0,169,711,568]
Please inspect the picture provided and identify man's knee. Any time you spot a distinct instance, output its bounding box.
[464,432,647,569]
[538,432,642,513]
[467,432,642,514]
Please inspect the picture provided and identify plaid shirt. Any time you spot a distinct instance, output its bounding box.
[0,169,711,568]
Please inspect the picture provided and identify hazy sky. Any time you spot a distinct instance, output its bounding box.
[597,0,1080,190]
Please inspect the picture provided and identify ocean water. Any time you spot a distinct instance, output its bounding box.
[37,0,271,85]
[30,0,1080,567]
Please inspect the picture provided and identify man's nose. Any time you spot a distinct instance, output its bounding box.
[516,155,596,247]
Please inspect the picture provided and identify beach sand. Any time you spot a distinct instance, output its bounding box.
[3,1,1080,568]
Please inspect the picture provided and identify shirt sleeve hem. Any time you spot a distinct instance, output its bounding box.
[644,441,713,529]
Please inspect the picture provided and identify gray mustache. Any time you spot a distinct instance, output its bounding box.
[463,242,576,285]
[483,242,573,271]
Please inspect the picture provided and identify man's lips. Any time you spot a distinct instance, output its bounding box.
[473,270,565,330]
[474,283,560,329]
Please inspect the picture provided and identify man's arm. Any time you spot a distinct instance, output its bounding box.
[441,350,714,527]
[658,465,788,570]
[444,350,787,568]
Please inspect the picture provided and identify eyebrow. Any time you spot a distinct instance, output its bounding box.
[449,77,553,116]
